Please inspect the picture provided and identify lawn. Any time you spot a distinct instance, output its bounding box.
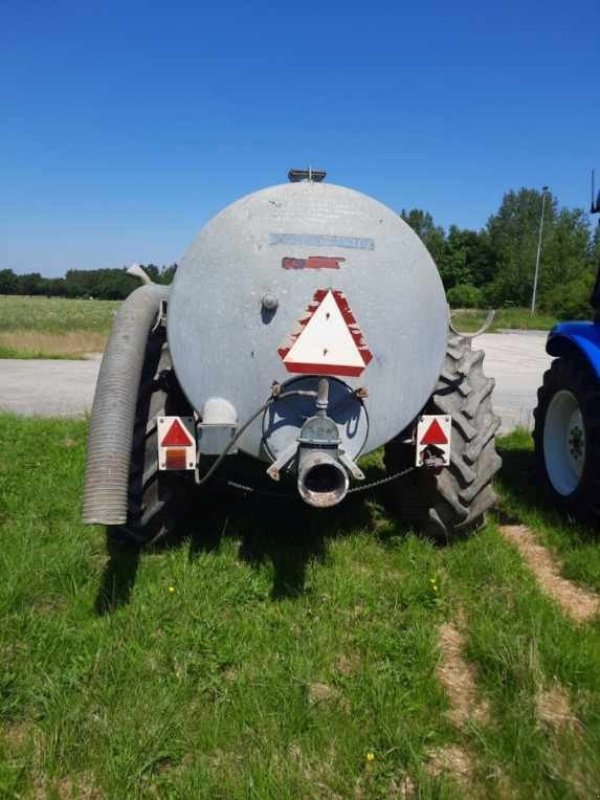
[0,296,117,358]
[1,417,599,798]
[0,296,561,359]
[451,308,558,334]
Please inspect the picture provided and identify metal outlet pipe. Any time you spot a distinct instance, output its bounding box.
[297,449,350,508]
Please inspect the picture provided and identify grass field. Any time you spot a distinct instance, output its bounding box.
[0,296,117,358]
[451,308,558,333]
[1,416,599,798]
[0,295,560,359]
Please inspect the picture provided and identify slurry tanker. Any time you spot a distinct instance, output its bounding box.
[83,170,501,545]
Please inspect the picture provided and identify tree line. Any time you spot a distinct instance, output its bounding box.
[2,188,599,315]
[0,264,177,300]
[402,187,600,318]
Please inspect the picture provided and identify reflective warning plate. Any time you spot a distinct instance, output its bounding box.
[157,416,196,471]
[278,289,373,377]
[415,414,451,467]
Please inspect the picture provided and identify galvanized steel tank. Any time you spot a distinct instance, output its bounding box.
[168,179,448,460]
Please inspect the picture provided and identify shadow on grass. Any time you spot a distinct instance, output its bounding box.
[94,457,391,612]
[187,475,378,600]
[495,438,544,516]
[95,536,141,615]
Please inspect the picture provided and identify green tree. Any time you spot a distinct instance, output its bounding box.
[591,223,600,268]
[400,209,446,266]
[539,207,594,299]
[0,269,18,294]
[485,188,558,306]
[64,268,137,300]
[159,263,178,284]
[16,272,46,295]
[440,226,494,289]
[142,263,161,283]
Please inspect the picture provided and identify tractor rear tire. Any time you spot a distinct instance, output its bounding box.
[384,332,502,541]
[533,356,600,520]
[108,329,193,547]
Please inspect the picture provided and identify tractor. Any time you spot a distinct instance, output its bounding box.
[534,171,600,517]
[83,170,501,545]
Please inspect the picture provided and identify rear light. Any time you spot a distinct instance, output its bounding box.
[157,416,197,471]
[165,448,188,470]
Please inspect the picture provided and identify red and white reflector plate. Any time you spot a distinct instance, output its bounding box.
[278,289,373,377]
[157,416,196,471]
[415,414,451,467]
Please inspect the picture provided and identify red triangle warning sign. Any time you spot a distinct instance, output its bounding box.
[278,289,373,377]
[420,418,449,446]
[160,418,193,447]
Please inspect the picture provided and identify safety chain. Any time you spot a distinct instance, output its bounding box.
[218,464,416,499]
[347,464,416,494]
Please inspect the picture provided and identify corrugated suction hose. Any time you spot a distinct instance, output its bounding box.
[82,284,169,525]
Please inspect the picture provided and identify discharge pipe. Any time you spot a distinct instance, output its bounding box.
[297,448,350,508]
[295,379,350,508]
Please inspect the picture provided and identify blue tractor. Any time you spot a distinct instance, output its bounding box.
[533,173,600,516]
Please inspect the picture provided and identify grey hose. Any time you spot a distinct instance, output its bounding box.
[82,284,169,525]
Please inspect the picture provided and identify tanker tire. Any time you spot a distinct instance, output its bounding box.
[384,332,502,541]
[108,330,193,548]
[533,356,600,520]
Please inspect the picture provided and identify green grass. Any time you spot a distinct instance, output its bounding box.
[0,345,81,360]
[1,417,599,798]
[0,296,117,358]
[451,307,558,333]
[496,429,600,593]
[0,296,119,334]
[0,296,560,360]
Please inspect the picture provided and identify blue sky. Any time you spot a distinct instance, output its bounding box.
[1,0,598,276]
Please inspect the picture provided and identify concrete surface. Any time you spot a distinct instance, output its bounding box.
[478,331,552,433]
[0,356,101,418]
[0,332,553,432]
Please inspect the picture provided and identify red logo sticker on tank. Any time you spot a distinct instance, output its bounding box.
[282,256,345,270]
[278,289,373,377]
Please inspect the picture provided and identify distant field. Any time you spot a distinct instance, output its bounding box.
[1,417,599,798]
[452,307,557,333]
[0,296,560,359]
[0,296,118,358]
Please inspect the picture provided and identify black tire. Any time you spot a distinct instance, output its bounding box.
[533,356,600,519]
[109,329,193,547]
[384,332,502,541]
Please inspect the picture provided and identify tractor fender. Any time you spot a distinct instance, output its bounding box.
[547,322,600,381]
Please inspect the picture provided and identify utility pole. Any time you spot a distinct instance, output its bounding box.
[531,186,549,314]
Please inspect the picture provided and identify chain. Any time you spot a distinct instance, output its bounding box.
[219,464,416,499]
[347,464,416,494]
[219,479,294,499]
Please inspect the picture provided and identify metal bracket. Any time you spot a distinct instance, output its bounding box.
[339,450,365,481]
[448,308,495,339]
[266,440,298,482]
[288,168,326,183]
[152,299,168,332]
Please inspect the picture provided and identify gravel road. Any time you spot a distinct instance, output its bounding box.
[0,332,553,432]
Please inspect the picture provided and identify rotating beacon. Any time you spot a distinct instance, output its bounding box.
[83,169,502,544]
